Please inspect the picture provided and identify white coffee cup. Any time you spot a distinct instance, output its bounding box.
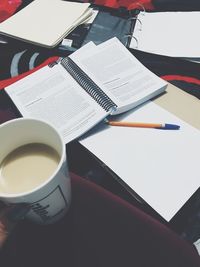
[0,118,71,224]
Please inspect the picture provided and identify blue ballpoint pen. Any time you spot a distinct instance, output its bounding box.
[106,120,180,130]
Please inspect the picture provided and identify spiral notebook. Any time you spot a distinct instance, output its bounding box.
[5,38,167,144]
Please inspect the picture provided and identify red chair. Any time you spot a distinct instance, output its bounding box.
[1,172,200,267]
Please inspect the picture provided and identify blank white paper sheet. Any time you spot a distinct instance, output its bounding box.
[130,11,200,58]
[79,101,200,221]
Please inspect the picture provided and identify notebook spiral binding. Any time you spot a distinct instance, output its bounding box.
[61,57,117,112]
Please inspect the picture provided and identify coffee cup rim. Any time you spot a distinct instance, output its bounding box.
[0,117,65,199]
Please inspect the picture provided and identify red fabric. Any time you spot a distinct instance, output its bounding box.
[93,0,155,10]
[1,173,200,266]
[0,56,59,89]
[161,74,200,86]
[70,173,200,267]
[0,0,22,22]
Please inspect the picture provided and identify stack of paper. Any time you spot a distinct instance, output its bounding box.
[0,0,92,48]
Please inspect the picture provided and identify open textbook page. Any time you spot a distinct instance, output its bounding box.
[5,43,109,143]
[71,37,167,114]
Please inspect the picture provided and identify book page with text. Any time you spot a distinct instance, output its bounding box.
[5,64,108,144]
[71,37,167,115]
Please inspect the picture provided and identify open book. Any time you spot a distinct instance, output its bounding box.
[0,0,92,48]
[5,38,167,144]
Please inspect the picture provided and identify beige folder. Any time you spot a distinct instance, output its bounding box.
[154,83,200,130]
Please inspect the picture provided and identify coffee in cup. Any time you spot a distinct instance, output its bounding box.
[0,118,71,224]
[0,143,60,194]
